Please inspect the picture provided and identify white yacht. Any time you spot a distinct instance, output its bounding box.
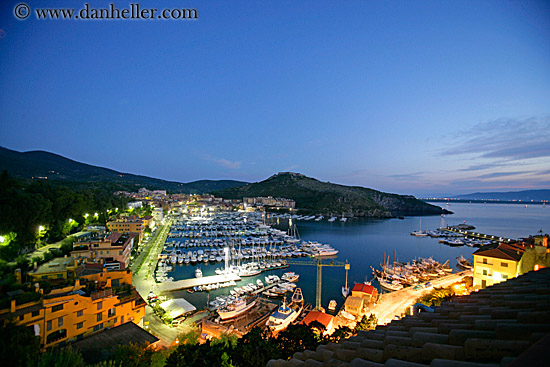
[218,297,256,320]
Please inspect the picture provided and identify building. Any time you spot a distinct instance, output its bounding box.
[518,235,550,274]
[243,196,296,210]
[72,232,136,268]
[152,207,163,223]
[141,215,155,229]
[72,322,159,365]
[351,283,378,305]
[344,296,363,315]
[106,217,144,243]
[0,268,146,349]
[473,242,525,289]
[301,310,335,336]
[28,255,80,283]
[127,201,143,209]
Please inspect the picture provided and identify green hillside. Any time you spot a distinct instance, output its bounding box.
[216,172,450,217]
[0,147,246,194]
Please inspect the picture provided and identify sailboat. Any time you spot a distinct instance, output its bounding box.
[410,219,428,236]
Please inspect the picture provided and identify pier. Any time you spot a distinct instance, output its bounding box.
[369,270,473,325]
[444,227,515,243]
[156,273,241,293]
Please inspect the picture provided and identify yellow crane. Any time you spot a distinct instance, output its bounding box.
[286,258,350,310]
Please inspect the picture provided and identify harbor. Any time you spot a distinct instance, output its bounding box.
[136,202,548,344]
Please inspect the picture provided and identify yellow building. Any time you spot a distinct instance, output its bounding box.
[0,268,145,349]
[28,255,80,283]
[473,242,525,289]
[344,296,363,315]
[106,217,144,243]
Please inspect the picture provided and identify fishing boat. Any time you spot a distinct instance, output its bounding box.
[195,267,203,278]
[456,255,473,270]
[218,297,257,320]
[266,296,303,332]
[328,300,337,311]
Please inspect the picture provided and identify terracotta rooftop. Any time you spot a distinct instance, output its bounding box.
[353,283,378,296]
[268,268,550,367]
[302,311,335,329]
[473,242,525,261]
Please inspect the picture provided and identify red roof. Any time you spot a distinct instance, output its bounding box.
[352,283,377,295]
[474,243,525,261]
[301,311,334,329]
[106,232,122,242]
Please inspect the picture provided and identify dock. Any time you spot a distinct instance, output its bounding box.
[156,273,241,293]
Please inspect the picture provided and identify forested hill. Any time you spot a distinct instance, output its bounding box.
[0,147,246,193]
[215,172,451,217]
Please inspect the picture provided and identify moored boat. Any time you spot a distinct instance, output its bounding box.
[218,297,256,320]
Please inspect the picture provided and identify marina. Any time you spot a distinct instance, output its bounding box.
[143,202,548,337]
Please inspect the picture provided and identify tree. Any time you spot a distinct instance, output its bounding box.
[355,314,378,332]
[0,320,41,367]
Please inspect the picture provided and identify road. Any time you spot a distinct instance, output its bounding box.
[369,270,473,325]
[130,220,188,346]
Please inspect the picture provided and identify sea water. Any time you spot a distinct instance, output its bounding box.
[165,203,549,311]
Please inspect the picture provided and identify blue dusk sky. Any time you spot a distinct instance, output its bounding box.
[0,0,549,197]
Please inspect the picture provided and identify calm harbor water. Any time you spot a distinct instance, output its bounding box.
[164,203,549,311]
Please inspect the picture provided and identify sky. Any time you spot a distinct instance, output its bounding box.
[1,0,549,197]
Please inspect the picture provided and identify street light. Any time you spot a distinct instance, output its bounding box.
[38,225,44,231]
[0,236,4,243]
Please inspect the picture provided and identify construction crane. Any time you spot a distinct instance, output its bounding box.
[286,258,350,310]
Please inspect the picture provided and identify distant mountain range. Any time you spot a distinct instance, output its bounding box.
[0,147,246,194]
[215,172,450,217]
[451,190,550,202]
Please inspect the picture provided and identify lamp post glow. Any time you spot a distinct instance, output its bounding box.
[38,225,44,231]
[0,236,4,243]
[84,213,89,218]
[94,212,98,217]
[68,218,73,223]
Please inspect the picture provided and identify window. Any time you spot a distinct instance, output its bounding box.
[32,310,40,317]
[502,274,508,280]
[47,320,52,331]
[19,315,24,321]
[97,301,103,310]
[76,322,83,329]
[97,312,103,322]
[483,269,488,276]
[108,308,116,318]
[57,274,63,278]
[93,323,103,332]
[482,258,487,264]
[501,262,508,267]
[112,279,120,287]
[52,304,63,312]
[58,317,63,327]
[94,244,99,247]
[120,315,124,324]
[76,333,84,341]
[77,310,83,317]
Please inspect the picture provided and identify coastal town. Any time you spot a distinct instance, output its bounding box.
[1,185,548,366]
